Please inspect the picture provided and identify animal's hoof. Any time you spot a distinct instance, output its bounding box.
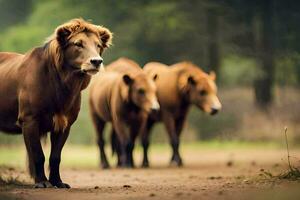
[34,181,53,188]
[101,163,110,169]
[170,159,183,167]
[141,161,149,168]
[116,163,123,168]
[127,165,135,169]
[54,182,71,189]
[117,162,134,169]
[124,162,135,168]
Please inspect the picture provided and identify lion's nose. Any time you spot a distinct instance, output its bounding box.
[90,58,103,68]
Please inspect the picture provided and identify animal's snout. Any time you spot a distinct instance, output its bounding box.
[210,108,219,115]
[210,96,221,115]
[90,58,103,68]
[151,100,160,111]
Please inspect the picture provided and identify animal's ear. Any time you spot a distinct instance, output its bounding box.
[209,71,216,81]
[56,25,72,45]
[123,74,134,85]
[97,26,113,48]
[153,74,158,81]
[187,75,196,85]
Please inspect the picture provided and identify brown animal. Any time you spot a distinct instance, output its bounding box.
[0,18,112,188]
[89,58,159,168]
[141,62,222,167]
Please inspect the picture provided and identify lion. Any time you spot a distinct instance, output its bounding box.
[0,18,112,188]
[89,58,159,168]
[141,61,221,167]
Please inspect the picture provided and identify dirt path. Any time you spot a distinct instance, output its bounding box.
[1,149,300,200]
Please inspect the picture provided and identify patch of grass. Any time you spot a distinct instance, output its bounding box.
[0,147,26,168]
[277,128,300,180]
[0,175,27,187]
[278,167,300,180]
[180,140,282,150]
[257,128,300,181]
[0,140,296,169]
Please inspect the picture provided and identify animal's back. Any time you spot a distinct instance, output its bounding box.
[143,62,168,76]
[143,62,180,110]
[106,57,141,75]
[0,52,23,64]
[170,61,204,76]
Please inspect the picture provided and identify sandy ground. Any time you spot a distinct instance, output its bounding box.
[0,148,300,200]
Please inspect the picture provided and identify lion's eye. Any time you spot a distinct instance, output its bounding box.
[199,90,207,96]
[74,41,83,48]
[138,88,145,95]
[97,44,102,49]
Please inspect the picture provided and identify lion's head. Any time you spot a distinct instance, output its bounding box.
[46,18,113,75]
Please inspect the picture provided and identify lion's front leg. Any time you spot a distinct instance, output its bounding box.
[49,98,80,188]
[49,127,71,188]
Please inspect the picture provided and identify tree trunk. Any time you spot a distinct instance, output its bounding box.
[254,0,275,108]
[207,8,221,82]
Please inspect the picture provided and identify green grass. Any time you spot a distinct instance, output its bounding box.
[0,140,287,169]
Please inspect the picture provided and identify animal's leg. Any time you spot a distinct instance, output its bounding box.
[162,112,182,167]
[22,117,52,188]
[141,118,155,168]
[170,117,187,166]
[91,112,109,169]
[110,128,122,167]
[126,124,140,168]
[49,128,71,188]
[113,120,130,167]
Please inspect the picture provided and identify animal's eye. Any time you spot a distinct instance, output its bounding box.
[74,41,83,48]
[199,90,207,96]
[97,44,102,49]
[138,88,145,95]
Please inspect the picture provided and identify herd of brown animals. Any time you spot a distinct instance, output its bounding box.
[0,18,221,188]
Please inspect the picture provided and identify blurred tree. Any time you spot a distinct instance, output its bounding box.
[206,5,221,81]
[0,0,32,29]
[253,0,275,107]
[1,0,300,143]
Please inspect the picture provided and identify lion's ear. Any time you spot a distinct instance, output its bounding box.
[97,26,113,48]
[56,26,72,45]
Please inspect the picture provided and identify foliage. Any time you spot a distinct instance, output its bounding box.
[0,0,299,84]
[220,55,260,87]
[0,0,300,144]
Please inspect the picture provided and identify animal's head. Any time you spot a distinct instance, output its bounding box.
[178,63,222,115]
[122,73,160,113]
[47,18,112,75]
